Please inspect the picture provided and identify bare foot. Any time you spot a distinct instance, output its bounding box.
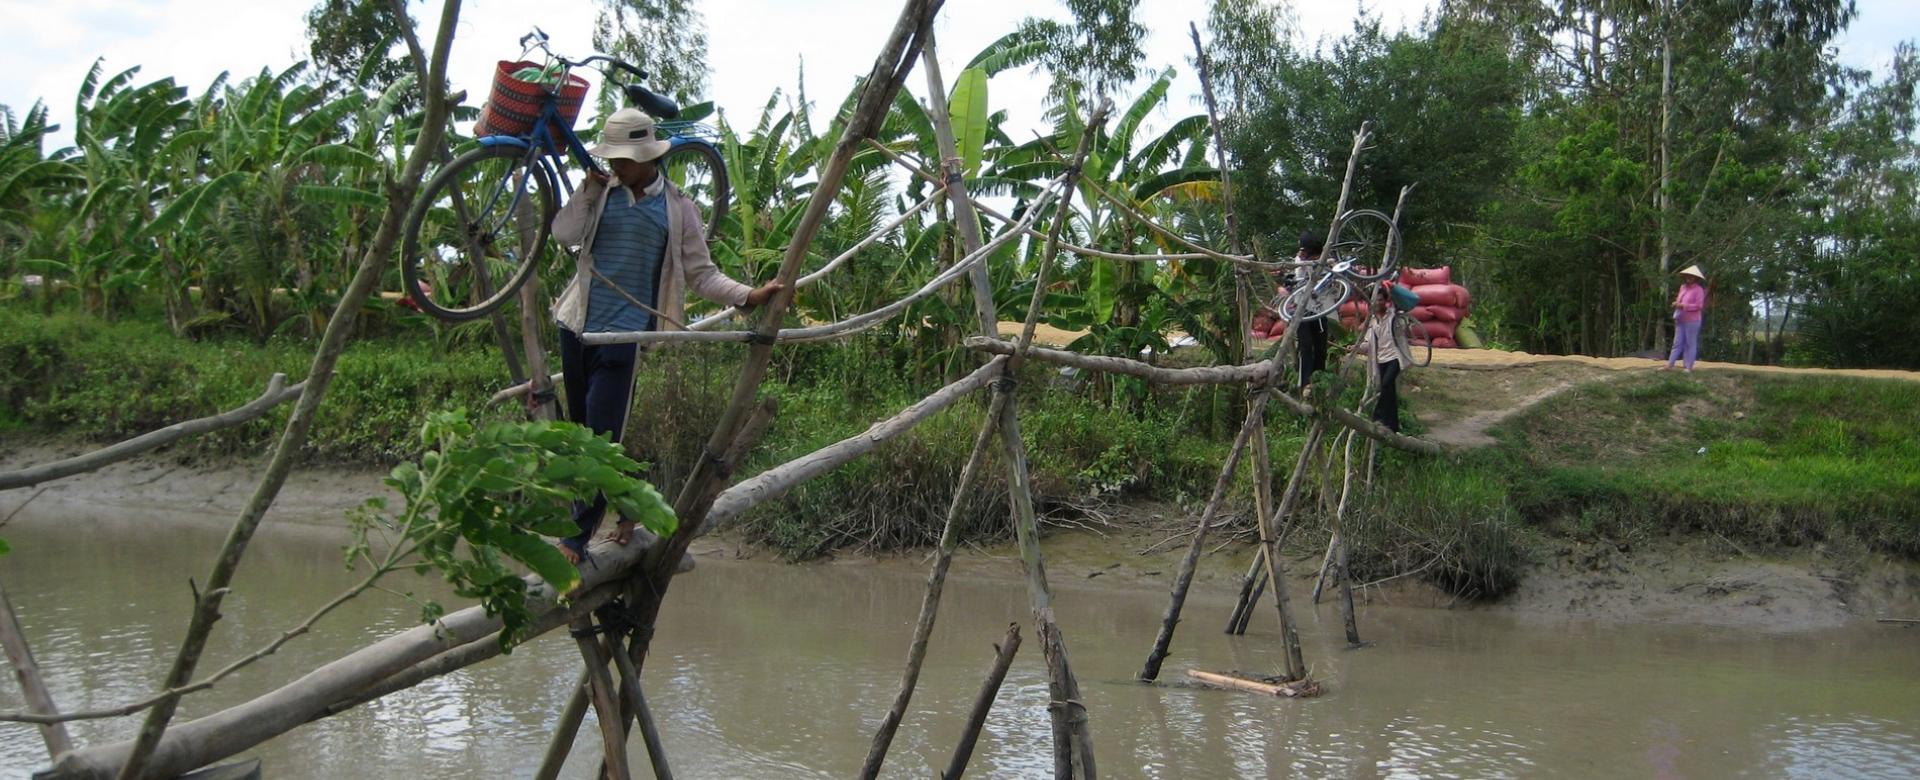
[557,541,582,565]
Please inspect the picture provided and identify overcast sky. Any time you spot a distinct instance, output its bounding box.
[2,0,1914,151]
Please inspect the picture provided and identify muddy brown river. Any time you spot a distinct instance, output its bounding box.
[3,514,1918,778]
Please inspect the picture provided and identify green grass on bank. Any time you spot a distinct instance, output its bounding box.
[1493,372,1920,554]
[0,307,510,462]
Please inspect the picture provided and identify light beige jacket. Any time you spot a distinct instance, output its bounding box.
[550,175,751,335]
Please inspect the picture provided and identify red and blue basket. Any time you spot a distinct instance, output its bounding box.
[475,60,590,138]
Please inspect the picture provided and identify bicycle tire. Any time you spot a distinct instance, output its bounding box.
[401,144,558,322]
[661,139,730,242]
[1401,315,1433,367]
[1278,275,1354,323]
[1327,208,1401,283]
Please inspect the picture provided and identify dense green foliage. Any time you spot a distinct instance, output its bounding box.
[1219,0,1919,367]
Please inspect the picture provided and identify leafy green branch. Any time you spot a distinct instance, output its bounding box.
[350,410,677,650]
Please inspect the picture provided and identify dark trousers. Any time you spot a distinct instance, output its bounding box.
[557,329,640,556]
[1298,317,1329,389]
[1373,358,1402,432]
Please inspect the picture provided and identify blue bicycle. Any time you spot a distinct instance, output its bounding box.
[401,28,731,321]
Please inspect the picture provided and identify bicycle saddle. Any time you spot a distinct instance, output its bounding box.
[624,84,681,120]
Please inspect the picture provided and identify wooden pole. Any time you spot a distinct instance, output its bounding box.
[0,375,304,491]
[941,623,1023,780]
[608,635,671,780]
[1261,421,1321,681]
[918,39,1104,777]
[570,620,632,780]
[0,575,71,760]
[112,6,465,777]
[860,381,1010,778]
[1228,566,1265,635]
[1310,533,1338,605]
[1138,389,1268,682]
[999,99,1110,780]
[1332,430,1364,648]
[532,673,590,780]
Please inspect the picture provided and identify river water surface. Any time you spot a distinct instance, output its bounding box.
[2,515,1918,778]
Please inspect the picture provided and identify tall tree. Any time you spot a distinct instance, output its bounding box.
[304,0,413,94]
[591,0,710,112]
[1018,0,1147,99]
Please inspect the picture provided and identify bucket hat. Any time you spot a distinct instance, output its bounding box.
[589,108,672,163]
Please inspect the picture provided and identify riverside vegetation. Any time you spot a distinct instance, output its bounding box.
[7,304,1918,605]
[2,0,1916,605]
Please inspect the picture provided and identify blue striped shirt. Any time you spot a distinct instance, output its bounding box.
[585,184,670,333]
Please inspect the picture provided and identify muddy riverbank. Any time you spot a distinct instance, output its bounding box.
[5,444,1914,633]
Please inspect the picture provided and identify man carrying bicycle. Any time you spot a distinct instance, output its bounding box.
[1290,230,1330,392]
[548,107,783,565]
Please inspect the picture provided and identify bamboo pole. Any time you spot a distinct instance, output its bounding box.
[0,374,304,491]
[1000,99,1110,780]
[608,635,671,780]
[1138,389,1268,682]
[1332,430,1364,648]
[569,620,632,780]
[1228,565,1265,635]
[1260,421,1321,681]
[0,576,71,760]
[858,39,1009,779]
[585,22,942,773]
[112,7,465,777]
[532,673,590,780]
[1310,533,1338,605]
[1184,670,1317,698]
[963,338,1444,455]
[942,623,1023,780]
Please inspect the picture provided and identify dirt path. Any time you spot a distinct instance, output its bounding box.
[1422,378,1579,448]
[1427,346,1920,383]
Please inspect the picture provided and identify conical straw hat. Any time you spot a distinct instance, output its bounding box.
[1677,264,1705,280]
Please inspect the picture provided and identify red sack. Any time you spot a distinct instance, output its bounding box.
[476,60,590,138]
[1448,284,1472,310]
[1410,305,1437,321]
[1431,336,1458,349]
[1422,305,1462,323]
[1400,266,1451,286]
[1414,320,1458,341]
[1338,300,1367,319]
[1411,284,1458,307]
[1266,320,1288,339]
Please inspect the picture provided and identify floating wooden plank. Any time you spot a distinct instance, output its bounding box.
[1185,670,1322,699]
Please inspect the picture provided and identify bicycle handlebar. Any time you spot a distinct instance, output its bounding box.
[517,28,649,82]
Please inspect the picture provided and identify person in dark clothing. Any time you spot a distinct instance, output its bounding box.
[1292,230,1329,391]
[1352,286,1403,432]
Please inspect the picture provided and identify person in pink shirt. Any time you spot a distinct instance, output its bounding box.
[1666,265,1708,372]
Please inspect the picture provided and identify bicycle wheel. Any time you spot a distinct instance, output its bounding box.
[1279,275,1354,323]
[1400,315,1433,367]
[401,144,558,321]
[1327,208,1401,283]
[660,139,730,242]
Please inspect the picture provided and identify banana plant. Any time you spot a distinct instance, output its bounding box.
[147,63,382,339]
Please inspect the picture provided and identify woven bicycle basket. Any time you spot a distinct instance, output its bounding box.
[475,60,590,138]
